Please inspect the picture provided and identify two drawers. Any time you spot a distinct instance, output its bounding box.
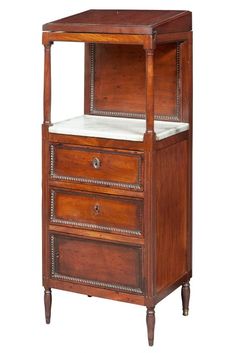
[48,142,144,294]
[49,143,144,236]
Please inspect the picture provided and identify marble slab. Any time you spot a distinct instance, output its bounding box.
[49,115,189,141]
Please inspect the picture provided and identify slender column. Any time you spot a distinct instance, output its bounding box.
[181,281,190,316]
[143,46,157,347]
[146,307,155,346]
[44,288,52,324]
[143,47,156,304]
[42,42,53,300]
[145,49,155,133]
[43,42,53,126]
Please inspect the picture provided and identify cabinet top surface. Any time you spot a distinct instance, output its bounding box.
[49,115,189,142]
[43,9,191,35]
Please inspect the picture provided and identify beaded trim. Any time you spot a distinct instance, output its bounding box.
[176,43,181,119]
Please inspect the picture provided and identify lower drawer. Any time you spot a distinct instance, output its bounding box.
[50,233,143,294]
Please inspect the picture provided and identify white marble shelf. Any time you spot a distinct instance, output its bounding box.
[49,115,189,141]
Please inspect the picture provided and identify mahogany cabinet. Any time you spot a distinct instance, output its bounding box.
[42,9,192,347]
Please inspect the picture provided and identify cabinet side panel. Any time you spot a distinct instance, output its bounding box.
[156,139,188,293]
[155,13,192,34]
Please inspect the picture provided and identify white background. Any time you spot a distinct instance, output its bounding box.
[1,1,236,352]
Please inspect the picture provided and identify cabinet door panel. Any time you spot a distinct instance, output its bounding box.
[50,233,143,294]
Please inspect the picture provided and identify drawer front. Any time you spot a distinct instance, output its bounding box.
[50,144,143,190]
[50,233,143,294]
[50,189,143,236]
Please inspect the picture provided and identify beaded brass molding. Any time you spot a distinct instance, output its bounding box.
[50,144,143,191]
[50,234,143,295]
[89,43,181,121]
[50,189,143,236]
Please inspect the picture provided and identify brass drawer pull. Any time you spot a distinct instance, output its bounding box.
[92,157,101,169]
[94,204,100,215]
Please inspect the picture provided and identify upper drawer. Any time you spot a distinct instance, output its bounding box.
[49,144,143,191]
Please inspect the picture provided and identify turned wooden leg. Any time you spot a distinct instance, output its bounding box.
[181,282,190,316]
[44,288,52,324]
[146,307,155,346]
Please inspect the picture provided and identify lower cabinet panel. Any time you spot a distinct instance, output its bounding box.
[50,233,143,294]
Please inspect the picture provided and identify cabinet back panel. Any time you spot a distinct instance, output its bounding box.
[86,43,180,120]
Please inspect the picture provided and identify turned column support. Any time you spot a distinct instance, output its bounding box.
[43,41,53,126]
[143,43,156,302]
[181,281,190,316]
[44,288,52,324]
[143,39,157,345]
[146,307,155,346]
[145,48,155,133]
[143,44,157,346]
[143,41,157,307]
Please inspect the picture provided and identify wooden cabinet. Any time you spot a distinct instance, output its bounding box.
[42,9,192,347]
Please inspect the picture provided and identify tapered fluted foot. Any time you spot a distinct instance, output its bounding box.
[181,282,190,316]
[44,288,52,324]
[146,307,155,346]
